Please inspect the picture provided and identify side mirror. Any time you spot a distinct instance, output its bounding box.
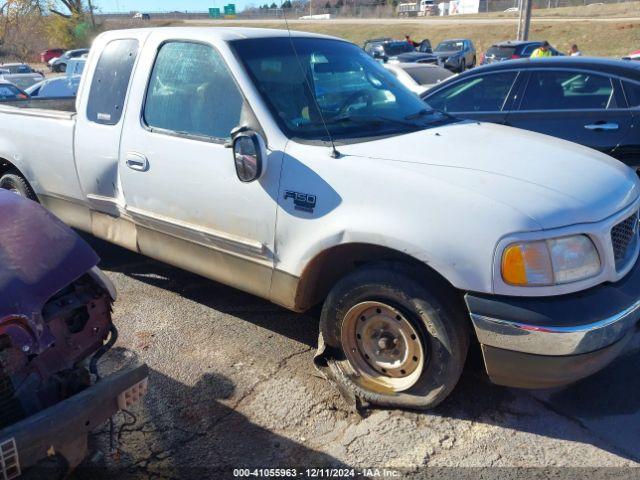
[232,131,265,183]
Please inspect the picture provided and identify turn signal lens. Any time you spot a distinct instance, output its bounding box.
[501,235,600,287]
[502,241,553,286]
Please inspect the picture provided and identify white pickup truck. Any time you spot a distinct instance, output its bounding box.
[1,27,639,409]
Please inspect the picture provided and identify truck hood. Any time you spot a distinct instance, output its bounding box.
[340,121,640,230]
[0,190,99,320]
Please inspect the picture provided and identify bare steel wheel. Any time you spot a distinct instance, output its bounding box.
[318,263,469,410]
[341,301,425,392]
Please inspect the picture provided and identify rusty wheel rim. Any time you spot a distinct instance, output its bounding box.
[341,301,425,392]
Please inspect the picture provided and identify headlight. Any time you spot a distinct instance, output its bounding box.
[501,235,600,286]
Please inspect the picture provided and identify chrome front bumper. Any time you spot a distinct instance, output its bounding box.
[470,298,640,356]
[465,260,640,388]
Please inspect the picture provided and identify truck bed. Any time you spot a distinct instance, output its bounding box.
[0,98,82,202]
[0,97,76,114]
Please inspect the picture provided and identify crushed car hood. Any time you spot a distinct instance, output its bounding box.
[340,121,640,229]
[0,190,99,319]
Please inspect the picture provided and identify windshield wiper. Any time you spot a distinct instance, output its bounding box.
[404,108,456,121]
[329,113,420,129]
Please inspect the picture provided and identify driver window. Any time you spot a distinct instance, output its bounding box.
[144,41,243,141]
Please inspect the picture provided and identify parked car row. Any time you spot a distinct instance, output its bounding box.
[0,56,86,101]
[49,48,89,72]
[364,37,476,73]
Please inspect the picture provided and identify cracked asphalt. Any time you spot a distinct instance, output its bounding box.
[72,236,640,479]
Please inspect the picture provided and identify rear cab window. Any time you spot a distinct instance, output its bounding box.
[86,39,139,125]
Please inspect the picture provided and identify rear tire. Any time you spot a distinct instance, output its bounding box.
[0,171,37,201]
[459,58,466,72]
[319,264,469,410]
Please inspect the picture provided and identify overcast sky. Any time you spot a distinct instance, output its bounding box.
[94,0,254,13]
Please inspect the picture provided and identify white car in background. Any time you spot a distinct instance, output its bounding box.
[26,75,81,98]
[384,62,454,95]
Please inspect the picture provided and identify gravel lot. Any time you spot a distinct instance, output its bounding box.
[73,235,640,479]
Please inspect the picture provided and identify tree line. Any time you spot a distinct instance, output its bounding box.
[0,0,97,61]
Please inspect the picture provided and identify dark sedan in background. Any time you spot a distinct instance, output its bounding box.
[0,80,28,101]
[481,40,563,64]
[364,38,432,63]
[422,57,640,168]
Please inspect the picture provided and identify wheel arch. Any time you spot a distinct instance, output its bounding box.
[288,242,460,312]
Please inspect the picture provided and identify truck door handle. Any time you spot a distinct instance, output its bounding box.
[125,152,149,171]
[584,122,619,131]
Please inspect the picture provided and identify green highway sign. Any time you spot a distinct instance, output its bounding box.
[208,7,221,17]
[224,4,236,16]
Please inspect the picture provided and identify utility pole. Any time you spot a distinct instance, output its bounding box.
[517,0,532,40]
[516,0,523,39]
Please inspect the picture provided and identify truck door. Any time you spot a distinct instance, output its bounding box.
[74,37,140,217]
[118,38,281,299]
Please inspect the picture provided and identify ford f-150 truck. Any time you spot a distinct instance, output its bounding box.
[0,27,639,410]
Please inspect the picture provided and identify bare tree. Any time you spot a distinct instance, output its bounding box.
[0,0,46,61]
[49,0,84,18]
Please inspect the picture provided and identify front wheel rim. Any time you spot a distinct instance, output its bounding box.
[341,301,426,392]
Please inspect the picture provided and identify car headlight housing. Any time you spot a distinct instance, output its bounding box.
[501,235,600,286]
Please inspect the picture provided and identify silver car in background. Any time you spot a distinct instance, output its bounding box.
[26,75,81,98]
[385,62,454,95]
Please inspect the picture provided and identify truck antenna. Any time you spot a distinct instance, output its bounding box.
[282,9,341,158]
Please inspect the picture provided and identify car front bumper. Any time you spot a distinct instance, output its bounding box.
[0,363,148,478]
[465,260,640,389]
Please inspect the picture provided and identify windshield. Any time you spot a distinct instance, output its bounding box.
[232,37,450,141]
[436,41,464,52]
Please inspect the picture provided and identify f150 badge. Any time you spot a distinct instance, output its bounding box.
[284,190,317,213]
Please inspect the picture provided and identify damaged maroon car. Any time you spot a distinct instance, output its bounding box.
[0,190,147,478]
